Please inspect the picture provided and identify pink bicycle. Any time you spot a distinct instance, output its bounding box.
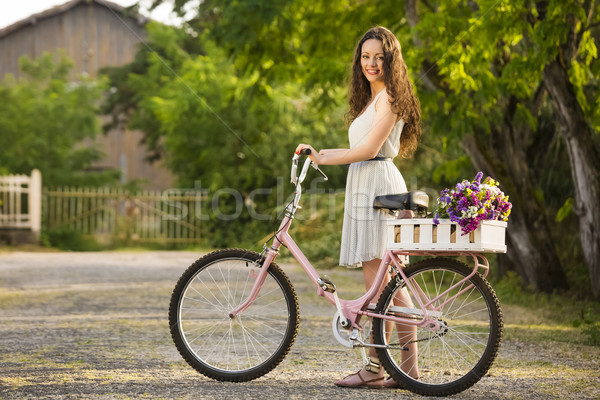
[169,150,503,396]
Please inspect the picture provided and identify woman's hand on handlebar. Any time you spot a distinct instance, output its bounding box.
[295,144,320,163]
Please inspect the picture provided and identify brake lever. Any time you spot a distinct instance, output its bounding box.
[312,164,328,181]
[297,148,328,180]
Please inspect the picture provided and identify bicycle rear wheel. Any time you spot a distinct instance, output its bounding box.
[169,249,299,381]
[373,258,503,396]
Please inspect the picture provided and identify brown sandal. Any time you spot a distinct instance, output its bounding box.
[335,368,385,388]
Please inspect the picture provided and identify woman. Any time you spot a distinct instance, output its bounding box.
[296,26,421,388]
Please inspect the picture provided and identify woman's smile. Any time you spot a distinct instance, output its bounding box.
[361,38,385,82]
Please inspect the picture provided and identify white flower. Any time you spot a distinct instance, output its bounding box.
[460,206,480,219]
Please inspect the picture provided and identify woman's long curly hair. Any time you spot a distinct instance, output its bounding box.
[347,27,421,158]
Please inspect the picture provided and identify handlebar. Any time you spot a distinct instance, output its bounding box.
[290,148,328,185]
[288,148,328,215]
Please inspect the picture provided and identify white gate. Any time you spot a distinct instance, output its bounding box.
[0,169,42,241]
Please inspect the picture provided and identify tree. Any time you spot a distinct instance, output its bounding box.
[136,0,598,296]
[401,0,599,297]
[399,0,568,292]
[0,53,119,187]
[102,22,350,246]
[537,1,600,299]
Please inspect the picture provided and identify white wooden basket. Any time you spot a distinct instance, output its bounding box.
[387,218,507,253]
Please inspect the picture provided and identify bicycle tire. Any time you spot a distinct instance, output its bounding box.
[169,248,299,381]
[373,257,503,396]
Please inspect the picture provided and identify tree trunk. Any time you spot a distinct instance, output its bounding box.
[543,60,600,300]
[463,134,569,292]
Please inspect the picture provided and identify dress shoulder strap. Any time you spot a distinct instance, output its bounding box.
[372,89,387,111]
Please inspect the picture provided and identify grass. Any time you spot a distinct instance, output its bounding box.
[492,271,600,346]
[0,244,60,253]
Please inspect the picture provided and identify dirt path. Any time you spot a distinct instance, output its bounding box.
[0,251,598,399]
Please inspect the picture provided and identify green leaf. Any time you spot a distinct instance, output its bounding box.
[556,197,574,222]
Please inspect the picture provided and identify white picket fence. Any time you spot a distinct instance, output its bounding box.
[43,186,206,243]
[0,170,42,238]
[1,170,205,244]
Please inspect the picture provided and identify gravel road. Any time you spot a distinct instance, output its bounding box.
[0,251,598,399]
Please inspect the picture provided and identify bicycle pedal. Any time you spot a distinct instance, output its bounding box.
[317,277,336,293]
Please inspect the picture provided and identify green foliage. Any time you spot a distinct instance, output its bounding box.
[493,270,537,304]
[406,0,599,295]
[283,189,346,269]
[572,305,600,346]
[582,322,600,346]
[109,1,599,297]
[556,197,574,222]
[44,229,103,252]
[432,156,472,184]
[0,52,120,186]
[102,22,350,247]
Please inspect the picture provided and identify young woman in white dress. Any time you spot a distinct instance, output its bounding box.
[296,26,422,388]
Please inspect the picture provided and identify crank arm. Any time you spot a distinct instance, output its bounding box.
[350,331,409,351]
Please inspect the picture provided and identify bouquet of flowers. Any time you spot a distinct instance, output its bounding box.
[433,172,512,235]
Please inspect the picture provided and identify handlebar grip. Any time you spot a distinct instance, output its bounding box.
[299,148,312,155]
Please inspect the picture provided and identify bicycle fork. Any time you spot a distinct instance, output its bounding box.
[228,209,301,318]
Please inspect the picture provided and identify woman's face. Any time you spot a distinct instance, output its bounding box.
[360,38,385,83]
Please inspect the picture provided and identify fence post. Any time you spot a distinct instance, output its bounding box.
[29,169,42,241]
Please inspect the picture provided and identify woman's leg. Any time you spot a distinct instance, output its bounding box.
[335,258,419,387]
[391,286,419,379]
[361,258,389,360]
[364,259,419,380]
[335,259,386,386]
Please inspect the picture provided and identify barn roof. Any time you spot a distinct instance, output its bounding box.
[0,0,147,38]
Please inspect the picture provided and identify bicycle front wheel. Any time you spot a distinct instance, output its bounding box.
[373,258,503,396]
[169,249,299,381]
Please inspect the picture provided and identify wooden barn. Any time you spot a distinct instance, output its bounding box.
[0,0,175,190]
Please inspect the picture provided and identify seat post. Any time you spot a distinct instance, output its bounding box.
[396,209,415,219]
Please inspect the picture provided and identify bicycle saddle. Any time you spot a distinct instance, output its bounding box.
[373,191,429,215]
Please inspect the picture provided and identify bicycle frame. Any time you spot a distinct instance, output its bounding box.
[229,154,491,335]
[170,151,505,396]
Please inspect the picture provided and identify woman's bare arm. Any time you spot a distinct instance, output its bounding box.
[296,92,396,165]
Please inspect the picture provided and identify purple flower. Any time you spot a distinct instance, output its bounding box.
[434,172,512,235]
[474,171,483,183]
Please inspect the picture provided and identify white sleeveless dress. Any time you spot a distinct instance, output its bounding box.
[339,89,407,268]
